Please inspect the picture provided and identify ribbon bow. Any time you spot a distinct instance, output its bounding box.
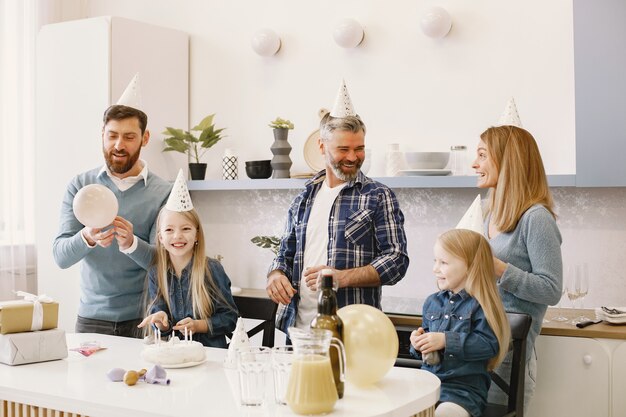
[14,291,54,331]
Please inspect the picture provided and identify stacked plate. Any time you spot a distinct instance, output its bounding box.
[595,306,626,324]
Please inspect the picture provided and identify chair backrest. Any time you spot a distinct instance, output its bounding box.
[230,294,278,347]
[484,312,532,417]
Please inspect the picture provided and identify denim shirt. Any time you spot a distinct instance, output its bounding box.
[148,257,238,348]
[269,170,409,333]
[410,290,499,417]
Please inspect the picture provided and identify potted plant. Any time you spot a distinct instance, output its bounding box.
[268,117,294,179]
[162,114,226,180]
[251,235,281,255]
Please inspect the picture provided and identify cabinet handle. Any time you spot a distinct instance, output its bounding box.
[583,354,592,365]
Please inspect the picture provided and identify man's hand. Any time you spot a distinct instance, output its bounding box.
[138,311,169,331]
[267,271,297,305]
[82,225,115,248]
[113,216,135,251]
[411,328,445,354]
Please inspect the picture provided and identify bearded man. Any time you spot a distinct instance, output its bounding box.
[53,103,171,337]
[266,81,409,333]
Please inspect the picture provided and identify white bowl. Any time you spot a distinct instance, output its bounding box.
[403,152,450,170]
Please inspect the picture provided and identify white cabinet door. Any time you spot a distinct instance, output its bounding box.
[613,341,626,417]
[527,336,610,417]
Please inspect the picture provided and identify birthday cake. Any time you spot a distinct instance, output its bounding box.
[141,336,206,366]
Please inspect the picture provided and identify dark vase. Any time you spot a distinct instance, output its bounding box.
[270,128,292,179]
[188,163,207,180]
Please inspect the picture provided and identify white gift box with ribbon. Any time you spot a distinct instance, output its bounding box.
[0,328,68,365]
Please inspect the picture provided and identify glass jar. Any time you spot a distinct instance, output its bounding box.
[450,145,468,176]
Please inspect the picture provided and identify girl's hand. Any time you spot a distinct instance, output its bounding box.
[409,327,425,350]
[173,318,208,334]
[493,256,508,278]
[413,331,445,354]
[137,311,169,330]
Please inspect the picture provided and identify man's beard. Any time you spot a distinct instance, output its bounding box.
[104,147,140,174]
[325,150,363,182]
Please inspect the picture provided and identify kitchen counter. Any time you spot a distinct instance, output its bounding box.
[389,308,626,340]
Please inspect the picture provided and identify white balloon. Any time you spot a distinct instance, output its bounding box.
[251,28,281,57]
[337,304,398,386]
[333,18,364,48]
[72,184,118,228]
[420,7,452,38]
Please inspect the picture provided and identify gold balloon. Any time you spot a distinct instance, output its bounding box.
[337,304,398,386]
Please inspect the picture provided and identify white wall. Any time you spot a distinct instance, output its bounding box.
[82,0,575,179]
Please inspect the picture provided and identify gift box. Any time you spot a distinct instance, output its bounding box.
[0,328,68,365]
[0,299,59,334]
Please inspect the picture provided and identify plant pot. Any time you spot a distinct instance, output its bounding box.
[189,163,207,180]
[270,128,292,179]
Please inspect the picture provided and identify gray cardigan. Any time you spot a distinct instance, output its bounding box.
[486,204,563,358]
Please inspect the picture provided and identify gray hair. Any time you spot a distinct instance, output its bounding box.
[319,112,366,142]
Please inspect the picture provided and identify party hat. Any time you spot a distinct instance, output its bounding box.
[455,194,483,234]
[224,317,250,368]
[165,169,193,212]
[330,79,356,118]
[497,97,523,128]
[116,73,142,109]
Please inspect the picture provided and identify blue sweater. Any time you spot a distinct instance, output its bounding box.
[487,204,563,358]
[53,168,171,322]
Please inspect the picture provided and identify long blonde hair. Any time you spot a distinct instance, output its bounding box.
[438,229,511,370]
[481,125,556,232]
[149,207,221,332]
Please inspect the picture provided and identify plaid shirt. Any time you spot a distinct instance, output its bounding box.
[269,170,409,333]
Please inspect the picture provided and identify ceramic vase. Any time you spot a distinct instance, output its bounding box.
[270,128,292,178]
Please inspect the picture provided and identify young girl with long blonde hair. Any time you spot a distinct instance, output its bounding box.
[411,229,510,417]
[138,206,238,347]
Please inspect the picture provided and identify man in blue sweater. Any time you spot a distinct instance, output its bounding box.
[53,104,171,337]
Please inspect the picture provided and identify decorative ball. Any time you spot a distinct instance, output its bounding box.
[251,28,281,57]
[337,304,398,386]
[72,184,118,228]
[333,18,364,48]
[420,7,453,39]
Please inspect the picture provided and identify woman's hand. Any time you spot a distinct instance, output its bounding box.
[493,256,508,278]
[172,317,208,334]
[137,311,169,331]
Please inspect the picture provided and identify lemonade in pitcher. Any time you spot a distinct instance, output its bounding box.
[286,328,345,415]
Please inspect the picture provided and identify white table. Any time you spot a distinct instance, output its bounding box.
[0,333,439,417]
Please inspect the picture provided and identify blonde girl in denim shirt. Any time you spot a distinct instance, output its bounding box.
[410,229,510,417]
[138,207,237,347]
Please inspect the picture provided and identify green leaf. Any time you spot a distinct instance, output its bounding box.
[192,114,215,131]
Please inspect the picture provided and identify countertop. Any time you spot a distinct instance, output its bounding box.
[389,308,626,340]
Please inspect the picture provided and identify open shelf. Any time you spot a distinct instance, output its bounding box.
[188,174,576,191]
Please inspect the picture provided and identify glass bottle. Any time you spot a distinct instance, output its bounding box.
[450,145,468,176]
[310,270,344,399]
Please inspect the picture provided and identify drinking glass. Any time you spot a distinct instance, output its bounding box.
[237,346,271,406]
[552,286,569,322]
[565,274,581,324]
[575,264,591,323]
[271,346,294,405]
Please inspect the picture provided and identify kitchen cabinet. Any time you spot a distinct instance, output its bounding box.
[526,335,610,417]
[573,0,626,186]
[612,342,626,417]
[35,16,188,331]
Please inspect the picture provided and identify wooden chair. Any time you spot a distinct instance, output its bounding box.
[482,312,532,417]
[230,289,278,347]
[392,312,532,417]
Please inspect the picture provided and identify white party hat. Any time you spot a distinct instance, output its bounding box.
[330,79,356,118]
[165,169,193,212]
[224,317,250,368]
[116,72,142,109]
[455,194,483,234]
[497,97,523,128]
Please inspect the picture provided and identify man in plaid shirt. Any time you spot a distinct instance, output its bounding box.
[266,82,409,333]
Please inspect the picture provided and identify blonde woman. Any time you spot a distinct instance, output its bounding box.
[473,125,563,404]
[410,229,510,417]
[138,207,238,347]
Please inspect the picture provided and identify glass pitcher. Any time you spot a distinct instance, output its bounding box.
[286,327,346,415]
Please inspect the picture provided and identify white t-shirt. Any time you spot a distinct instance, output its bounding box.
[295,180,346,329]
